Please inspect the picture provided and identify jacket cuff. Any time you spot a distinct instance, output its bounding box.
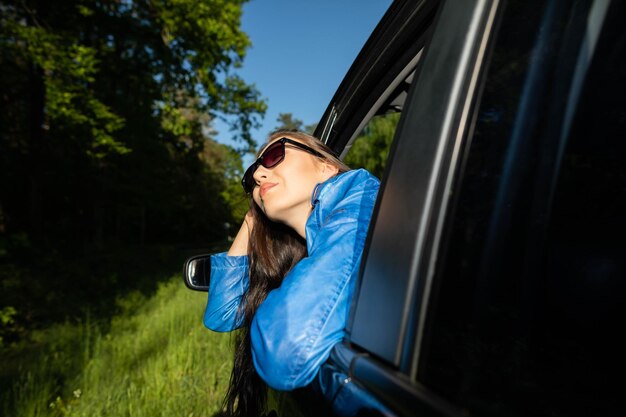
[210,252,248,269]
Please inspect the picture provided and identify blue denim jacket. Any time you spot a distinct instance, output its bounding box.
[203,169,379,391]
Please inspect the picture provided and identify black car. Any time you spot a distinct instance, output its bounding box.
[185,0,626,415]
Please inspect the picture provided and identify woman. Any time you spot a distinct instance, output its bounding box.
[204,130,380,417]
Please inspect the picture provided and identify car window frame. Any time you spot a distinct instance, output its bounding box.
[348,0,501,375]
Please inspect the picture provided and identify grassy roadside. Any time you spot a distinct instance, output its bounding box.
[1,276,233,417]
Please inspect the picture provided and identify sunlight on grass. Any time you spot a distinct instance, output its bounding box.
[2,277,233,417]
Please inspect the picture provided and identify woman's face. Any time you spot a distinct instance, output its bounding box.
[252,137,337,226]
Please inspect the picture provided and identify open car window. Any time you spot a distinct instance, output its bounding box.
[343,112,401,179]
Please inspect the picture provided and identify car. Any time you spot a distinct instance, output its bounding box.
[184,0,626,416]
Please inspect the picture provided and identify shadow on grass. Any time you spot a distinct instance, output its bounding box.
[1,241,230,334]
[0,241,231,415]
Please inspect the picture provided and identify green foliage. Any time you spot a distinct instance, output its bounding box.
[0,242,193,328]
[2,19,128,158]
[210,144,249,225]
[304,122,319,135]
[1,276,233,417]
[0,3,255,412]
[0,1,262,333]
[275,113,305,131]
[344,112,401,178]
[0,306,17,347]
[274,113,317,134]
[0,0,264,242]
[0,307,16,327]
[149,0,267,148]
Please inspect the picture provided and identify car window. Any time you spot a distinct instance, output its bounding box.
[418,1,625,416]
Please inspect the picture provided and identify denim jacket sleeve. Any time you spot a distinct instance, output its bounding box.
[250,173,378,391]
[203,252,249,332]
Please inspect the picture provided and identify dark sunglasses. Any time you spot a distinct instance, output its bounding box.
[241,138,323,194]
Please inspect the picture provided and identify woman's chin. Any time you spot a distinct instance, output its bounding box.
[263,209,282,224]
[258,201,277,220]
[261,205,289,225]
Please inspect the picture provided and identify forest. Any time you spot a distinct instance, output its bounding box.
[0,1,397,415]
[0,1,267,414]
[0,0,266,337]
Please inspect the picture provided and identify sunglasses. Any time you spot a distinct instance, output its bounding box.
[241,137,323,194]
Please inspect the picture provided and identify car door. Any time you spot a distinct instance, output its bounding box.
[268,0,441,415]
[281,0,625,416]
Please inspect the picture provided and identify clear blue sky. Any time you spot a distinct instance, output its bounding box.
[215,0,393,152]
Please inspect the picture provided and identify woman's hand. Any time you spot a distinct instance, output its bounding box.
[227,211,254,256]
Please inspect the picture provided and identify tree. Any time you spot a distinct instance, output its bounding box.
[275,112,304,131]
[274,112,318,135]
[0,0,265,326]
[0,0,264,245]
[344,112,401,179]
[304,122,318,134]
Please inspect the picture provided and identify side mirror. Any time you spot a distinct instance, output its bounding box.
[183,254,211,291]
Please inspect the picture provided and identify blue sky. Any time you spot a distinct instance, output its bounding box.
[215,0,393,152]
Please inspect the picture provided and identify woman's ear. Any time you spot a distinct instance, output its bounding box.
[320,162,339,180]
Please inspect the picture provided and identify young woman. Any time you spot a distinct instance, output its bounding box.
[204,130,380,417]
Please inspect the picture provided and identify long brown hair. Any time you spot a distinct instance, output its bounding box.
[224,130,350,417]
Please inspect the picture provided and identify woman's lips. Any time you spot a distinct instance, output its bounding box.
[259,183,277,198]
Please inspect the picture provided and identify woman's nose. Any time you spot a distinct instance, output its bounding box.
[253,164,270,185]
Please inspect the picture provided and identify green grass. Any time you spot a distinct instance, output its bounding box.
[1,276,234,417]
